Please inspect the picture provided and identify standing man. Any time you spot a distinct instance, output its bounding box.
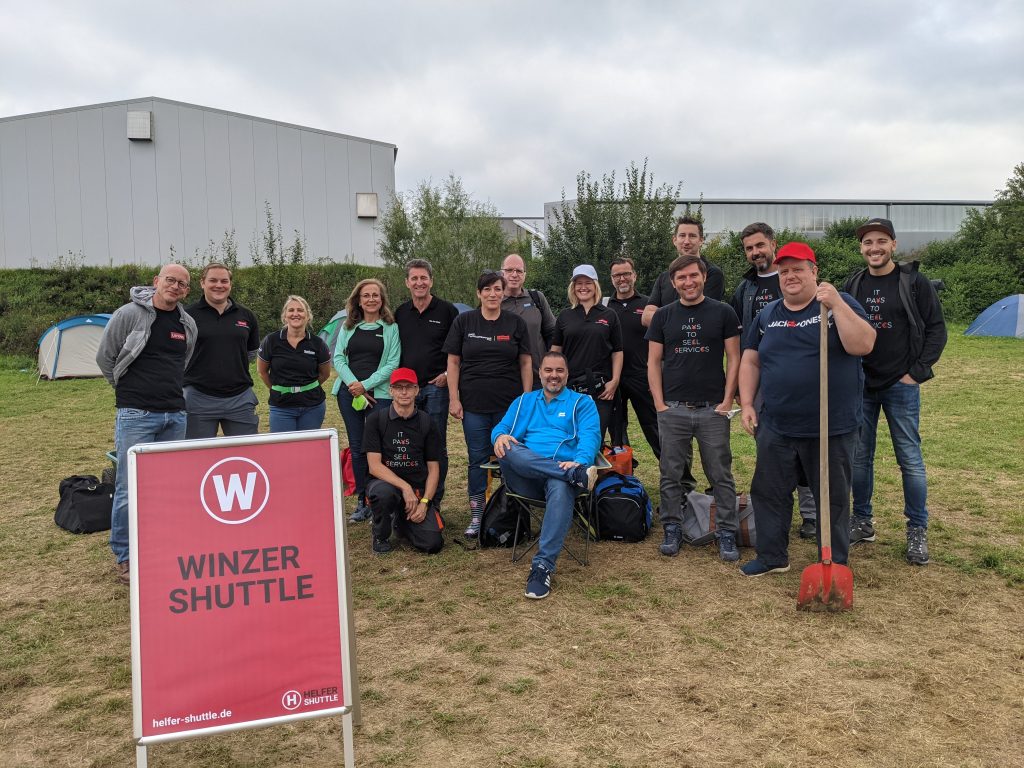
[491,351,600,600]
[844,218,947,565]
[183,262,260,438]
[730,223,817,539]
[647,256,742,562]
[96,264,197,585]
[364,368,445,555]
[394,259,459,504]
[738,243,875,577]
[641,215,725,328]
[607,257,660,458]
[501,253,556,388]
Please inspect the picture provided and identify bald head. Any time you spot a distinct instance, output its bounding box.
[152,263,191,310]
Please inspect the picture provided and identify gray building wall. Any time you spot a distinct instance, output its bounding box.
[0,98,397,267]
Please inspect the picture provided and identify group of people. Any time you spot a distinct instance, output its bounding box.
[96,213,946,602]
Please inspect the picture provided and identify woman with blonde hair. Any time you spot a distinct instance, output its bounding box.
[332,278,401,522]
[257,295,332,431]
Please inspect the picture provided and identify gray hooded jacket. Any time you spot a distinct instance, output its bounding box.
[96,286,198,388]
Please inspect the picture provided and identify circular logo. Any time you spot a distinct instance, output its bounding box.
[281,690,303,711]
[200,457,271,525]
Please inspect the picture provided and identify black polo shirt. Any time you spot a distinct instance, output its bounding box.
[607,293,649,377]
[184,297,260,396]
[552,303,623,381]
[257,330,330,407]
[648,259,725,305]
[395,296,459,385]
[443,309,530,413]
[363,406,440,490]
[116,308,188,411]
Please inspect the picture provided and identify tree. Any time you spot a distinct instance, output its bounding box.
[378,174,510,305]
[535,160,681,308]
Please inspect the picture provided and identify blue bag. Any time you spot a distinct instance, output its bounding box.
[593,472,652,542]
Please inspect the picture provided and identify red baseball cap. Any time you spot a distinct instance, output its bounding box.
[390,368,418,386]
[775,242,816,264]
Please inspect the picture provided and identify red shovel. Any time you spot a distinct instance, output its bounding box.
[797,304,854,612]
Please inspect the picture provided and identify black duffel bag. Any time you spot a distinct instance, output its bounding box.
[55,475,113,534]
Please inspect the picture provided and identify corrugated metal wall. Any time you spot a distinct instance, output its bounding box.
[0,98,396,267]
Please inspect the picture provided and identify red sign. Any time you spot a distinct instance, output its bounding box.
[130,433,348,742]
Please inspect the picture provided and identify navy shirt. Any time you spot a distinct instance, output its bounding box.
[184,297,260,397]
[746,295,868,437]
[395,296,459,385]
[257,330,330,408]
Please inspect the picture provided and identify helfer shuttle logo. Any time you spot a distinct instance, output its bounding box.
[200,457,270,524]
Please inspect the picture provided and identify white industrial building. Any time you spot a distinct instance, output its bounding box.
[0,97,397,268]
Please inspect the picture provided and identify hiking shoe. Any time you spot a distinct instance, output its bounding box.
[717,530,739,562]
[740,559,790,577]
[372,537,392,555]
[799,519,817,539]
[849,516,876,544]
[660,524,682,557]
[349,502,371,523]
[525,564,552,599]
[906,525,930,566]
[115,559,130,585]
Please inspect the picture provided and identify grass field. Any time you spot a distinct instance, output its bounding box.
[1,329,1022,767]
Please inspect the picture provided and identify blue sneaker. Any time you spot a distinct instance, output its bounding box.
[717,530,739,562]
[740,559,790,577]
[660,524,682,557]
[525,565,552,599]
[349,502,371,523]
[569,464,598,491]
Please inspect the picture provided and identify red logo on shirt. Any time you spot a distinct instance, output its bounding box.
[596,318,609,326]
[236,321,249,328]
[496,335,511,342]
[170,331,186,341]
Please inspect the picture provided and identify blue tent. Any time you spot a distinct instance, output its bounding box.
[37,314,113,379]
[964,295,1024,339]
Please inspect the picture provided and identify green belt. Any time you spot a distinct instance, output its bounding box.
[271,381,320,394]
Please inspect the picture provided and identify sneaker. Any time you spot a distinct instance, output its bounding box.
[349,503,372,523]
[717,530,739,562]
[372,537,392,555]
[115,559,130,585]
[799,519,817,540]
[659,524,682,557]
[740,559,790,577]
[570,464,598,491]
[464,513,482,539]
[525,565,552,599]
[906,525,930,566]
[849,516,876,544]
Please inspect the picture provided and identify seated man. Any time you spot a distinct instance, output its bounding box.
[364,368,444,555]
[491,351,600,600]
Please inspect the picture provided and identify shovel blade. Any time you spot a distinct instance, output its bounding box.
[797,561,854,612]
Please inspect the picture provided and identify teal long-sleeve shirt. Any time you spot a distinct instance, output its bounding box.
[331,320,401,399]
[491,387,601,465]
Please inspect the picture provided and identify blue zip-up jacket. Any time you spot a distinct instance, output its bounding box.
[491,387,601,465]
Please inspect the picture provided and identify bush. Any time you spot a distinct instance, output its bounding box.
[928,261,1021,322]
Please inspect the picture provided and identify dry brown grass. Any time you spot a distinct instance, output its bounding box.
[1,334,1022,767]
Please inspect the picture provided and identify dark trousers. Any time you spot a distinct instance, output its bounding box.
[366,479,444,554]
[750,424,856,568]
[610,373,661,458]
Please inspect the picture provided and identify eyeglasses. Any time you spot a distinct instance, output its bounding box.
[501,268,525,275]
[611,271,634,279]
[163,276,190,289]
[389,383,418,392]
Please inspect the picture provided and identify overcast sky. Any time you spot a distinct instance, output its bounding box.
[1,0,1021,215]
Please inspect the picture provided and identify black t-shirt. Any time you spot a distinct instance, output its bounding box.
[363,406,440,491]
[607,293,649,376]
[746,296,868,437]
[395,297,459,385]
[347,326,385,381]
[645,299,740,403]
[752,273,781,319]
[853,269,911,390]
[648,260,725,305]
[257,330,330,407]
[443,309,530,413]
[183,298,260,396]
[116,308,188,411]
[552,303,623,381]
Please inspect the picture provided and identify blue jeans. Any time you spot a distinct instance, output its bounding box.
[111,408,187,563]
[852,381,928,528]
[337,390,391,504]
[269,401,327,432]
[498,443,584,574]
[416,384,449,502]
[462,411,504,499]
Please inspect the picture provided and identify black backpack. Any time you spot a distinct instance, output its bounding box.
[479,483,531,548]
[593,472,652,542]
[55,475,113,534]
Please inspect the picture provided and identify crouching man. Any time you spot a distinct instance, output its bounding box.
[364,368,444,555]
[491,352,600,600]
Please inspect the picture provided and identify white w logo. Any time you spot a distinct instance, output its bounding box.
[212,472,258,512]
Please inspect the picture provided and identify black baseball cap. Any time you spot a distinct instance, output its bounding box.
[856,218,896,240]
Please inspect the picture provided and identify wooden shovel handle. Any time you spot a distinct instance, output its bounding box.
[819,304,831,557]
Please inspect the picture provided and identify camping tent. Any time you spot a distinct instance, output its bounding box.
[37,314,112,379]
[964,294,1024,339]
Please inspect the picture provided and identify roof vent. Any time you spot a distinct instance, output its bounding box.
[127,111,153,141]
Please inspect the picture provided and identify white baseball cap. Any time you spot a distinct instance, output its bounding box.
[571,264,599,281]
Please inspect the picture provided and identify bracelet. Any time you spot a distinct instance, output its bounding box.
[420,498,430,505]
